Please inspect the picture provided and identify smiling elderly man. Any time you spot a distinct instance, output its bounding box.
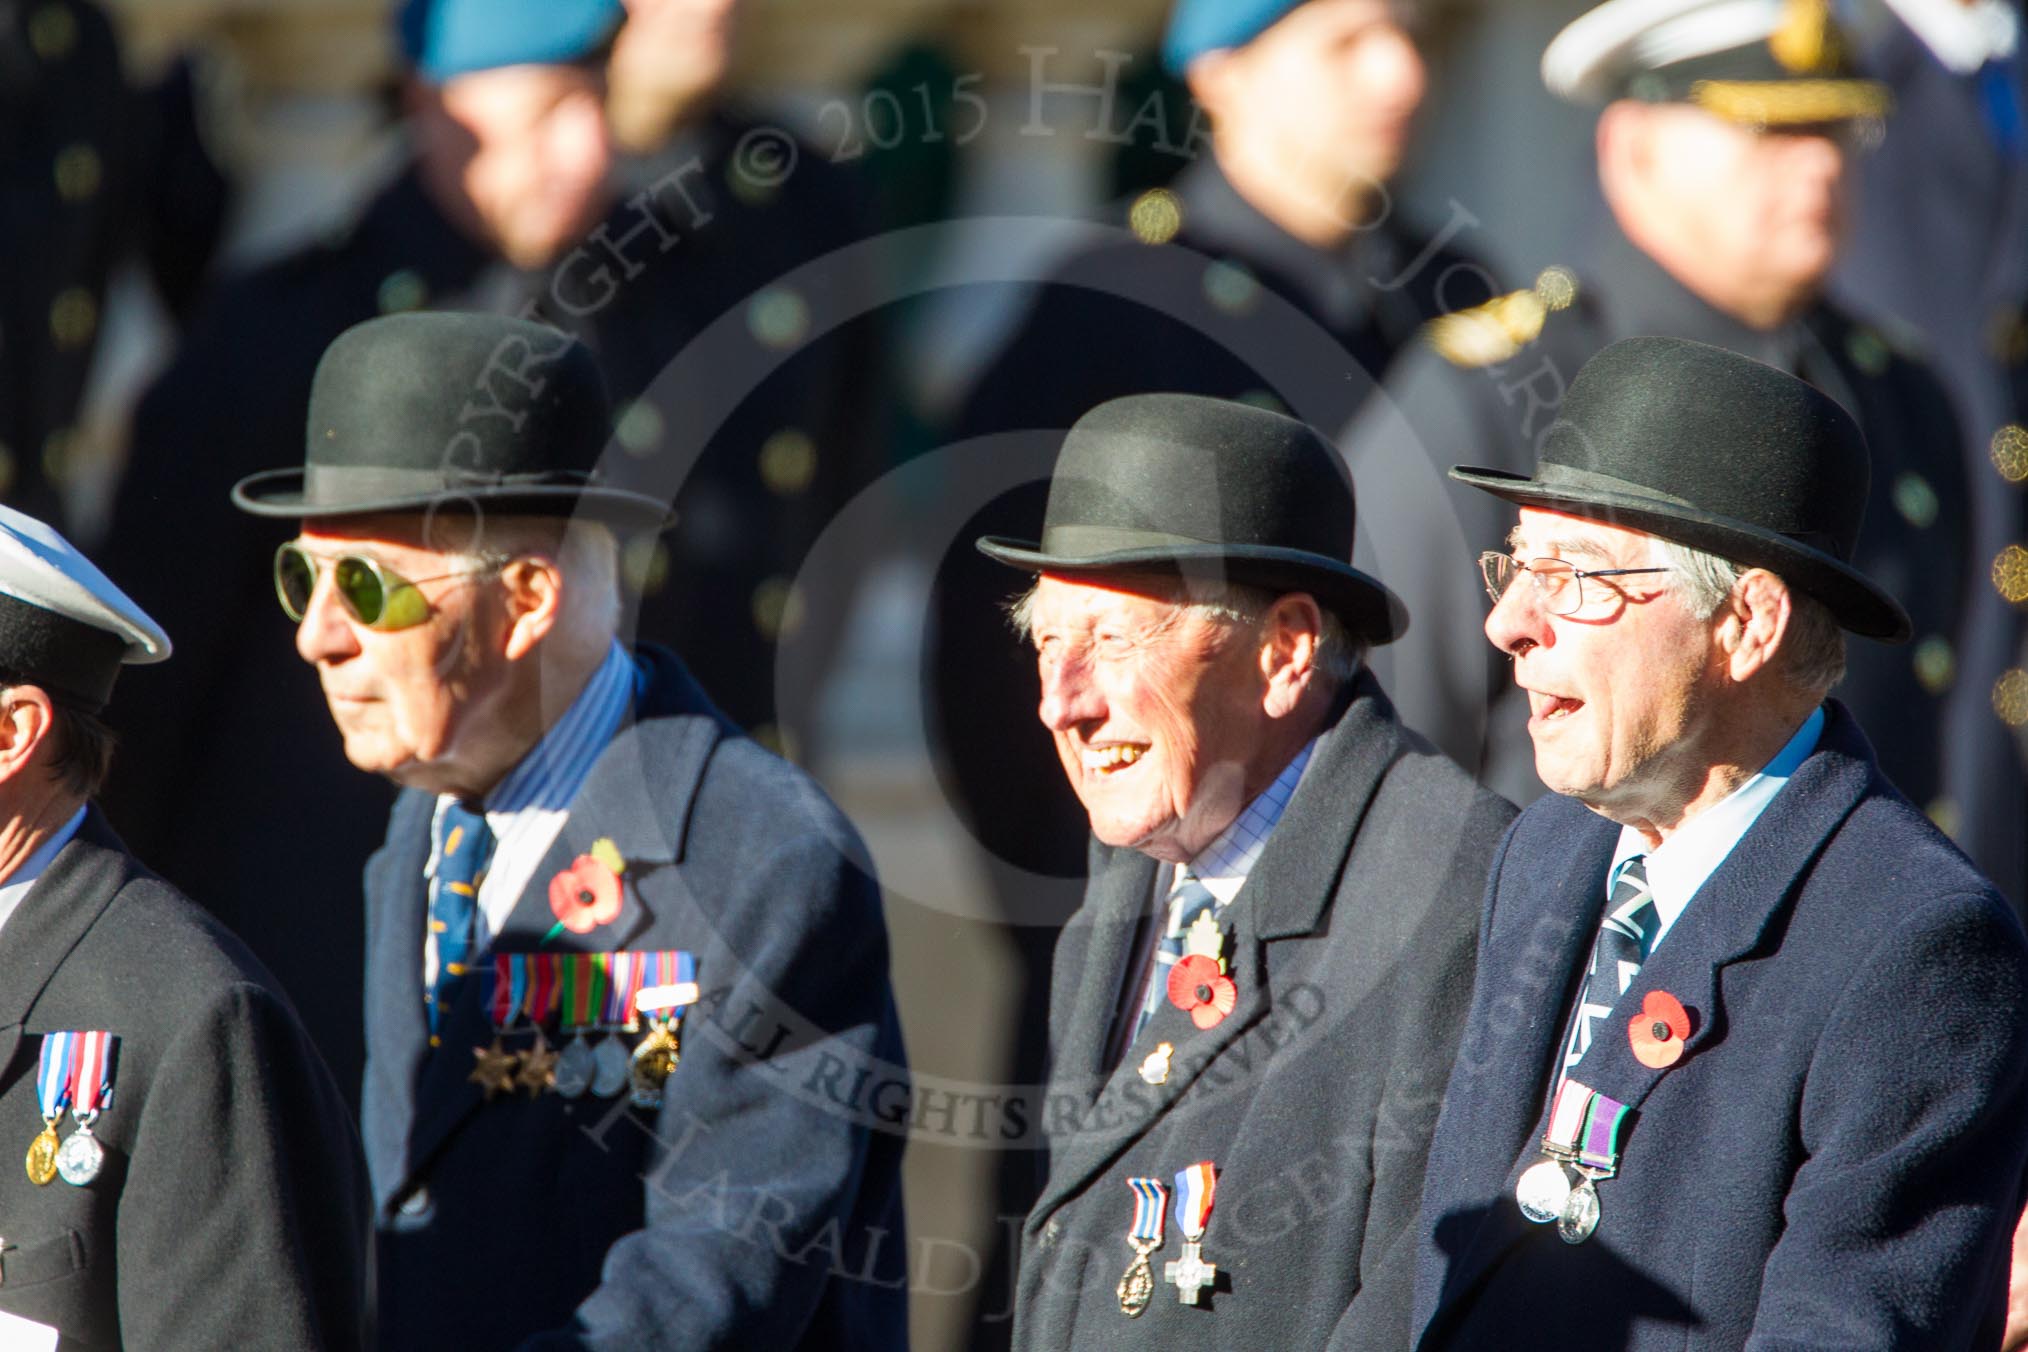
[229,311,907,1352]
[1411,336,2028,1352]
[982,393,1513,1351]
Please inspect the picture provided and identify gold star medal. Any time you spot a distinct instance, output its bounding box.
[517,1032,560,1097]
[469,1038,521,1100]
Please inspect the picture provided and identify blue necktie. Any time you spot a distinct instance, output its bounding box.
[427,801,495,1045]
[1561,855,1657,1073]
[1130,872,1220,1046]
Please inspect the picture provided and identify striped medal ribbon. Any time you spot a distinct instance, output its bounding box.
[1117,1177,1169,1317]
[629,952,697,1110]
[1165,1161,1220,1305]
[56,1032,117,1186]
[553,953,609,1099]
[592,951,647,1098]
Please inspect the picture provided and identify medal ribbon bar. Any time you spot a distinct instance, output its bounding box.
[36,1033,75,1120]
[1543,1078,1631,1176]
[68,1032,116,1114]
[1128,1177,1169,1241]
[1172,1161,1217,1241]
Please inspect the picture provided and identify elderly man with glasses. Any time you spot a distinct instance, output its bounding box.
[231,311,908,1352]
[1409,336,2028,1352]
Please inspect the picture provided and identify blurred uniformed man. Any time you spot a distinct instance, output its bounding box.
[1345,0,1975,840]
[95,0,881,1101]
[1831,0,2028,903]
[0,0,226,529]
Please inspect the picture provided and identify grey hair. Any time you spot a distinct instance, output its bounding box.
[1654,537,1846,697]
[430,514,622,655]
[1005,575,1364,686]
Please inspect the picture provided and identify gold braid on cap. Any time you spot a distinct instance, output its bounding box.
[1690,78,1893,126]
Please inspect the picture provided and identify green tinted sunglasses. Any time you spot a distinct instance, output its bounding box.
[273,543,503,631]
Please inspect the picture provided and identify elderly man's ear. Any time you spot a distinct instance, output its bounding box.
[1712,570,1794,684]
[499,555,569,661]
[1258,593,1326,718]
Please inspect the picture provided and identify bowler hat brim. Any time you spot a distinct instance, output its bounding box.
[230,466,676,531]
[1449,463,1912,642]
[976,536,1409,645]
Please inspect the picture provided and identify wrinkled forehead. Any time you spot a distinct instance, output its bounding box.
[1507,507,1660,566]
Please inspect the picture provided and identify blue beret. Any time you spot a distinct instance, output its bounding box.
[1162,0,1310,76]
[399,0,626,81]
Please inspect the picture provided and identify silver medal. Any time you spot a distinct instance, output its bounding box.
[1515,1158,1572,1225]
[1557,1175,1601,1244]
[55,1121,104,1186]
[553,1036,595,1099]
[591,1036,632,1098]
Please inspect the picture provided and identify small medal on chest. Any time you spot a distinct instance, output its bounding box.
[1163,1160,1221,1305]
[1514,1079,1628,1245]
[551,953,609,1099]
[1116,1177,1169,1317]
[628,951,698,1110]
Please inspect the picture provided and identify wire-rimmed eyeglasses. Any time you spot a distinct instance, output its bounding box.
[1477,552,1673,616]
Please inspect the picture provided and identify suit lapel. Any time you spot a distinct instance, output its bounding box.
[363,791,436,1206]
[1046,849,1158,1108]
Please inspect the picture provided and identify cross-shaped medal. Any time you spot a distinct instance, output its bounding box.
[1164,1239,1217,1305]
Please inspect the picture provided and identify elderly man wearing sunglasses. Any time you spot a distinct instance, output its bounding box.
[232,311,909,1352]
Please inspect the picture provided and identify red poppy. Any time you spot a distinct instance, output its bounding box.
[1167,954,1238,1030]
[548,855,623,934]
[1628,990,1691,1069]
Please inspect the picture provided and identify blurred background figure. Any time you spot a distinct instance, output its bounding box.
[1345,0,1981,877]
[0,0,226,531]
[1831,0,2028,905]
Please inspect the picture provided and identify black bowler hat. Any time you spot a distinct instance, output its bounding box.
[231,312,673,528]
[1451,335,1911,642]
[977,393,1408,644]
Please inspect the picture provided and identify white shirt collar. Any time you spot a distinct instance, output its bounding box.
[0,805,89,938]
[1883,0,2019,73]
[1609,706,1825,952]
[1185,739,1317,906]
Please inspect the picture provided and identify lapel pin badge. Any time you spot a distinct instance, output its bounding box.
[1139,1042,1174,1086]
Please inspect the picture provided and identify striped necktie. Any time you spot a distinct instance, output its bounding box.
[1560,855,1657,1073]
[1130,872,1220,1047]
[427,801,495,1045]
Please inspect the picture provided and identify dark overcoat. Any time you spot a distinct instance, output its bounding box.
[0,811,369,1350]
[1010,674,1514,1352]
[361,646,909,1352]
[1412,703,2028,1352]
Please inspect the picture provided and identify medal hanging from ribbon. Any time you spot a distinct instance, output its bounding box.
[490,953,528,1031]
[592,950,646,1098]
[553,953,608,1099]
[1117,1178,1169,1317]
[1513,1078,1630,1244]
[630,950,697,1109]
[56,1031,117,1185]
[26,1032,74,1185]
[1164,1160,1220,1305]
